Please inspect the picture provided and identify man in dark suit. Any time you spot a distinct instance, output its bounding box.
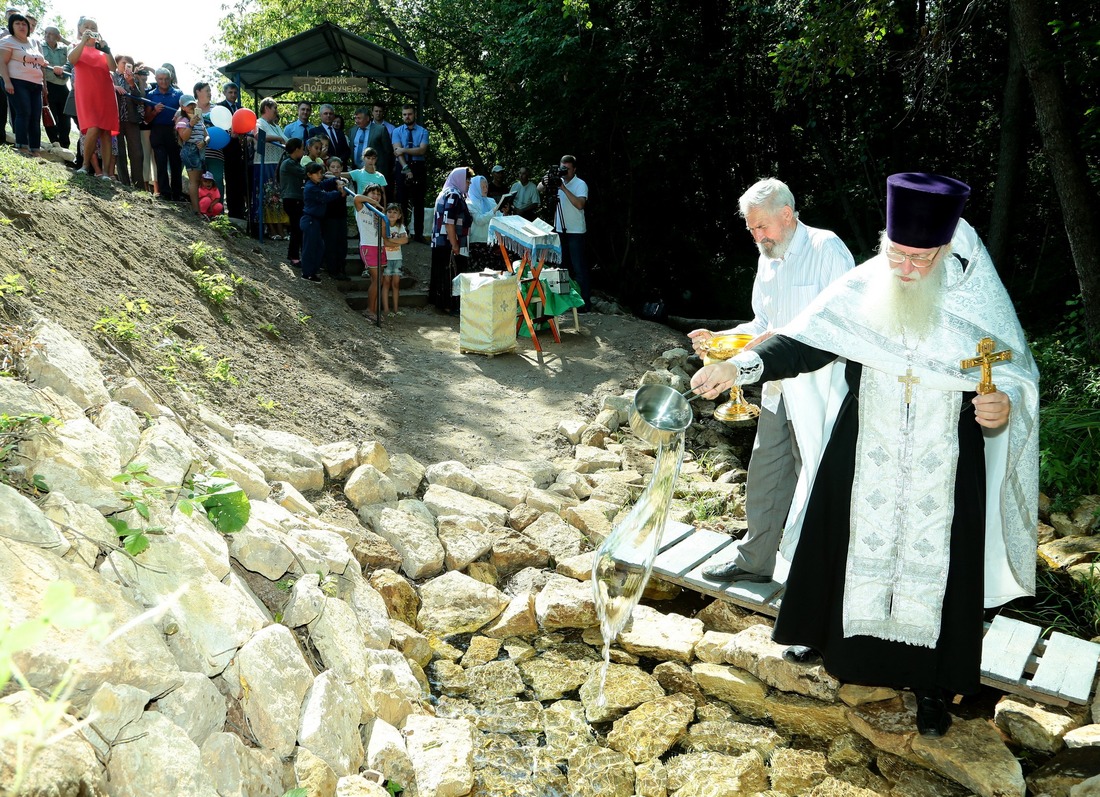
[309,103,350,164]
[218,82,248,219]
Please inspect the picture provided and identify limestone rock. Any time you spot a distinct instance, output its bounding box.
[507,502,541,531]
[428,659,468,697]
[112,377,165,417]
[875,752,972,797]
[388,452,426,498]
[534,573,598,630]
[228,507,296,579]
[130,417,200,488]
[653,660,708,707]
[1066,724,1100,748]
[579,661,665,723]
[542,699,595,760]
[272,479,319,516]
[635,759,667,797]
[367,504,445,579]
[289,524,355,574]
[664,750,769,796]
[200,732,287,797]
[499,458,558,489]
[839,684,899,707]
[695,631,740,664]
[607,692,695,762]
[22,415,129,512]
[805,776,883,797]
[368,568,420,626]
[40,491,116,567]
[436,514,498,570]
[85,682,150,755]
[766,691,851,741]
[555,469,594,500]
[318,440,360,479]
[299,670,365,776]
[1073,774,1100,797]
[465,659,527,705]
[721,623,840,702]
[525,486,580,515]
[0,692,107,796]
[562,500,615,543]
[95,401,143,467]
[994,696,1082,753]
[425,459,478,494]
[481,591,539,639]
[156,670,227,746]
[104,533,266,676]
[363,718,416,795]
[519,646,597,700]
[236,624,315,757]
[691,662,769,720]
[847,696,916,757]
[617,604,704,664]
[558,418,586,443]
[491,527,550,575]
[335,775,390,797]
[563,744,635,797]
[205,438,272,500]
[473,463,536,509]
[418,570,510,636]
[573,444,621,473]
[24,319,110,409]
[357,440,390,472]
[680,719,785,758]
[107,711,218,797]
[0,482,71,555]
[521,511,588,564]
[1,540,181,708]
[910,715,1026,797]
[404,714,475,797]
[769,747,829,794]
[580,421,610,448]
[461,635,503,668]
[232,424,325,492]
[1025,746,1100,797]
[1038,535,1100,570]
[424,483,509,526]
[345,463,399,508]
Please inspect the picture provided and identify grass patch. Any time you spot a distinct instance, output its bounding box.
[1002,565,1100,641]
[0,147,68,200]
[93,295,151,343]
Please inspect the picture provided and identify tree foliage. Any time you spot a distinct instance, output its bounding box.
[213,0,1099,341]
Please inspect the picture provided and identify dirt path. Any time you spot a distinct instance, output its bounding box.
[0,154,686,467]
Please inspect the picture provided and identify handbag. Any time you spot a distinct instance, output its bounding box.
[41,85,55,128]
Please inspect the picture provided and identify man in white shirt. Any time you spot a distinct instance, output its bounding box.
[689,178,854,584]
[539,154,591,310]
[510,166,540,221]
[283,101,312,143]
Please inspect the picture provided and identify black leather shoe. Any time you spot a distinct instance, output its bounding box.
[916,696,952,737]
[782,645,822,665]
[700,561,771,583]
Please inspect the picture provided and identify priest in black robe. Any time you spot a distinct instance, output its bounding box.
[691,173,1040,737]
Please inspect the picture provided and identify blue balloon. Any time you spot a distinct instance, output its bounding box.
[206,127,230,151]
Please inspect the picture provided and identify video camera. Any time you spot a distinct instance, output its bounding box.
[542,164,568,193]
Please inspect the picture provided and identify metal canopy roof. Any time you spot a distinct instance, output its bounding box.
[219,22,437,106]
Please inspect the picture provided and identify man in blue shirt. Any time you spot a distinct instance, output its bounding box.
[391,104,429,242]
[146,67,183,200]
[283,101,312,144]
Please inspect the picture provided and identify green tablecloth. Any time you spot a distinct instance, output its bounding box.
[518,278,584,338]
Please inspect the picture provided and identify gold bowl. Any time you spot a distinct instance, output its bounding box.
[701,333,760,424]
[702,333,755,362]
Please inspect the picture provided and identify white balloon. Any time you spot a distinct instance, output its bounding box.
[209,105,233,129]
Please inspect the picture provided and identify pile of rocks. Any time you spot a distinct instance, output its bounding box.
[1,322,1098,797]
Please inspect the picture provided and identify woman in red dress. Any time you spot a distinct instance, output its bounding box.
[67,17,118,179]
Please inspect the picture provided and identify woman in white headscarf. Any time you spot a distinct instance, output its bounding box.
[428,166,473,313]
[467,174,503,272]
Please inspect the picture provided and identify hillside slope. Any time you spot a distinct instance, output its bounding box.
[0,149,683,466]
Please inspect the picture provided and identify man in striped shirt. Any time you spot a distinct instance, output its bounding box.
[689,178,854,585]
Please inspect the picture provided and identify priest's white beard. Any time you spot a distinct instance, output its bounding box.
[863,258,945,340]
[756,224,795,259]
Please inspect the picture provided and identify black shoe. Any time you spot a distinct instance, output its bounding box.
[301,274,321,283]
[700,561,771,583]
[782,645,822,665]
[916,696,952,737]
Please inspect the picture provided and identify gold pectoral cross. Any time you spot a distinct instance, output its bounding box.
[960,337,1012,395]
[898,368,920,405]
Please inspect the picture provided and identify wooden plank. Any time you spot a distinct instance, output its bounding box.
[652,530,732,578]
[1030,632,1100,704]
[981,615,1042,682]
[979,675,1072,708]
[657,520,695,553]
[723,577,784,606]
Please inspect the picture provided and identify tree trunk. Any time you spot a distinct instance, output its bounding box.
[987,16,1028,282]
[1010,0,1100,348]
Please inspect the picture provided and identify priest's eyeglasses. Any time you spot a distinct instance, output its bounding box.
[885,246,940,268]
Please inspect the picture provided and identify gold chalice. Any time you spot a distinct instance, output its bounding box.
[701,333,760,423]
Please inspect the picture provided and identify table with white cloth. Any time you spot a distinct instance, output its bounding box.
[488,216,568,351]
[453,271,519,355]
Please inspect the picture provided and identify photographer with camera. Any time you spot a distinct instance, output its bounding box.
[68,17,118,179]
[538,154,591,311]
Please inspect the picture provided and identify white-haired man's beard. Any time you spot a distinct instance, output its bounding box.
[757,225,795,259]
[864,258,945,340]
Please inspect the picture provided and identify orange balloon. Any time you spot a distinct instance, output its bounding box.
[231,107,257,134]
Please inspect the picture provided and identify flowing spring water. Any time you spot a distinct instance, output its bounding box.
[591,433,685,706]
